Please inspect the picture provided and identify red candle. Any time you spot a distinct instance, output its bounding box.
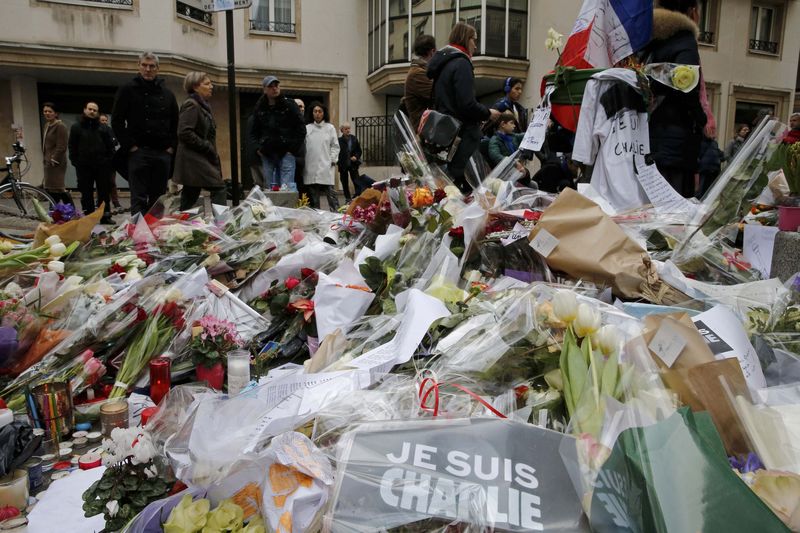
[149,357,171,406]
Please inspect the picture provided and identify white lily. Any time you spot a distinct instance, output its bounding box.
[552,290,579,323]
[574,303,601,337]
[545,28,564,51]
[47,260,65,274]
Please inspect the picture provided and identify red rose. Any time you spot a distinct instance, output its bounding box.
[108,263,127,277]
[389,177,401,188]
[433,188,447,203]
[136,251,155,265]
[284,277,301,290]
[448,226,464,239]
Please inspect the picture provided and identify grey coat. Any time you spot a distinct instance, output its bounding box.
[173,97,223,189]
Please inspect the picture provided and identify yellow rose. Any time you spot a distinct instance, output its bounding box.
[241,516,267,533]
[164,494,211,533]
[202,499,244,533]
[671,65,698,91]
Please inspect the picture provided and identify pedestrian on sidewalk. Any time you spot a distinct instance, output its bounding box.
[337,122,362,202]
[111,51,179,215]
[173,72,227,211]
[247,75,305,192]
[68,101,116,223]
[304,102,340,211]
[41,102,72,206]
[99,113,122,209]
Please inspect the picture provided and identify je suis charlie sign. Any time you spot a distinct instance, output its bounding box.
[329,418,586,532]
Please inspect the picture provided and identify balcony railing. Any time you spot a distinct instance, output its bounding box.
[249,20,296,34]
[43,0,132,7]
[749,39,779,54]
[177,1,213,26]
[698,30,714,44]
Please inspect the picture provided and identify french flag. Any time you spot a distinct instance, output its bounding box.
[552,0,653,130]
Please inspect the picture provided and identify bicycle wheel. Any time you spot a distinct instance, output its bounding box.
[0,183,55,220]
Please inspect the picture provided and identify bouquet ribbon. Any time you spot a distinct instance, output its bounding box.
[418,377,506,419]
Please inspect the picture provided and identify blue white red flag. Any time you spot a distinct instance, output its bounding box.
[560,0,653,69]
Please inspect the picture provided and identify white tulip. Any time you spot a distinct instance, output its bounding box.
[595,324,620,356]
[47,260,64,274]
[49,243,67,257]
[44,235,61,246]
[574,303,601,337]
[125,267,142,282]
[552,290,579,323]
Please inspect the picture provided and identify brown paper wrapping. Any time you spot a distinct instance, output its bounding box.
[33,203,105,247]
[642,313,752,455]
[528,188,648,298]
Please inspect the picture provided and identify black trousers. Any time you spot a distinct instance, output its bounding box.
[180,186,227,211]
[128,147,171,215]
[75,164,111,216]
[447,124,481,194]
[338,165,360,200]
[308,184,339,212]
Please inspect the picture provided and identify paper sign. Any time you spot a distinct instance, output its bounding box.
[648,321,687,367]
[635,159,694,214]
[501,222,529,246]
[692,305,767,391]
[743,224,779,278]
[530,228,559,257]
[520,86,554,152]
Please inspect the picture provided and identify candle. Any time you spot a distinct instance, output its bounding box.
[227,350,251,396]
[0,470,28,510]
[149,357,171,406]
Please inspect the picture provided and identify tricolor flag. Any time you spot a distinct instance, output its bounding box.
[551,0,653,131]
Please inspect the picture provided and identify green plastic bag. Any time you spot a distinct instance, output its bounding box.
[588,408,789,533]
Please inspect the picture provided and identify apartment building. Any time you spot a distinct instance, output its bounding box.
[0,0,797,188]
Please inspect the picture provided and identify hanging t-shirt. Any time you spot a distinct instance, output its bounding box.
[573,69,650,212]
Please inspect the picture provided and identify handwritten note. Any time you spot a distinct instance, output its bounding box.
[520,86,554,152]
[530,228,559,258]
[648,320,687,367]
[743,224,779,278]
[501,223,529,247]
[635,159,694,214]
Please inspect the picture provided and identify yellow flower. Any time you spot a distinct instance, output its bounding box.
[411,187,434,209]
[241,516,267,533]
[203,499,244,533]
[671,65,698,91]
[164,494,211,533]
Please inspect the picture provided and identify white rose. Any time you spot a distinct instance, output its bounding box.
[4,282,23,298]
[47,260,65,274]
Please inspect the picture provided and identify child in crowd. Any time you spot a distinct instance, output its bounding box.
[488,112,524,166]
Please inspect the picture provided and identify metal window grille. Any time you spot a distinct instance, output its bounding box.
[749,39,778,54]
[176,1,213,26]
[353,116,395,166]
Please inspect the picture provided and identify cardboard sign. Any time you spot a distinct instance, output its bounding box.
[330,419,584,532]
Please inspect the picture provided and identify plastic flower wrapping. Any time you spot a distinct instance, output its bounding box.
[0,96,799,533]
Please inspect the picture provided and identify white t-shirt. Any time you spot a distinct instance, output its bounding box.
[573,69,650,212]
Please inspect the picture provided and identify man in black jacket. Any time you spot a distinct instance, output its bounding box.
[111,51,179,215]
[247,75,305,192]
[68,101,116,223]
[337,122,362,202]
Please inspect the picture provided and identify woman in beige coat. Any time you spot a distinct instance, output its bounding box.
[41,102,72,205]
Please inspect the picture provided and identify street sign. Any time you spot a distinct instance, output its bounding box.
[180,0,252,12]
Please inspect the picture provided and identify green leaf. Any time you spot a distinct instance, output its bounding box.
[601,351,619,398]
[98,479,114,490]
[567,341,588,417]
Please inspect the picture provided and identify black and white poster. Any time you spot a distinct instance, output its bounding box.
[329,418,586,532]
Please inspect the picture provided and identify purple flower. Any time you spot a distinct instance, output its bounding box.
[48,202,82,224]
[729,452,764,473]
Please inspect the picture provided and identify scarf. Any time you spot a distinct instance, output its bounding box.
[449,43,471,58]
[190,92,212,113]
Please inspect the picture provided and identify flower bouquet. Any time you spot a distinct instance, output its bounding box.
[82,428,172,532]
[32,202,105,247]
[190,315,244,390]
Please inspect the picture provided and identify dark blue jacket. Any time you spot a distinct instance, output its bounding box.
[427,46,490,126]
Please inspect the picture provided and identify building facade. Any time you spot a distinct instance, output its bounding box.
[0,0,798,188]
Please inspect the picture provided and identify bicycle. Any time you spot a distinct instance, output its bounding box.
[0,142,56,241]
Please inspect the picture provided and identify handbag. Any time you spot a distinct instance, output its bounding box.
[418,109,462,162]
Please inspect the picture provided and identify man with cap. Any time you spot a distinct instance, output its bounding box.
[247,75,306,192]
